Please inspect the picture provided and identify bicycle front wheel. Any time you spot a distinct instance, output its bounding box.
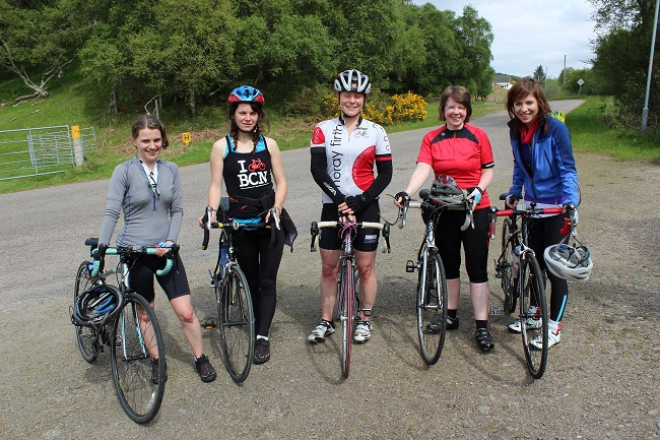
[519,254,548,379]
[417,249,448,365]
[219,267,254,383]
[500,219,517,314]
[340,259,356,378]
[111,292,166,424]
[74,260,100,363]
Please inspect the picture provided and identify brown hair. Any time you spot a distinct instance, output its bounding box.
[439,86,472,123]
[506,77,552,133]
[131,114,169,149]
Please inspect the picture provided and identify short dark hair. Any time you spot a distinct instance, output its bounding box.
[439,86,472,123]
[131,114,169,148]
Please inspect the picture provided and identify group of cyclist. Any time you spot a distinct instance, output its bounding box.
[92,69,581,382]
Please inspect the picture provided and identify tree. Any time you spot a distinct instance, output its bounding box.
[533,65,547,86]
[0,0,80,101]
[589,0,660,130]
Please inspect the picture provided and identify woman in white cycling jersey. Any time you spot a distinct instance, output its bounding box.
[307,69,393,345]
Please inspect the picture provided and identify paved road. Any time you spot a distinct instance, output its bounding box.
[2,100,658,439]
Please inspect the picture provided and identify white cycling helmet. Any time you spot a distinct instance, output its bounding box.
[334,69,372,95]
[544,242,593,282]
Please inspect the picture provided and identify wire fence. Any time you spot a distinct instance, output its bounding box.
[0,125,97,181]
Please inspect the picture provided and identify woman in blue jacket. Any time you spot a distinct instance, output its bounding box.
[505,77,580,349]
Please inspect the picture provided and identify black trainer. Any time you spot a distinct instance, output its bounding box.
[195,354,217,383]
[151,358,167,384]
[475,328,494,352]
[427,316,459,333]
[254,338,271,364]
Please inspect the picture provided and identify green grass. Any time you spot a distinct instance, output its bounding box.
[567,96,660,162]
[2,80,656,194]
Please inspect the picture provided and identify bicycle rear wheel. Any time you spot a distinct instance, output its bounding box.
[519,254,548,379]
[111,292,166,424]
[340,259,356,378]
[74,260,100,363]
[417,249,448,365]
[219,267,254,383]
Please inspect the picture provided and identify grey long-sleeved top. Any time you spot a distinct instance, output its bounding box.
[99,156,184,246]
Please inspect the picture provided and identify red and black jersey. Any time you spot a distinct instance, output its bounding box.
[417,124,495,209]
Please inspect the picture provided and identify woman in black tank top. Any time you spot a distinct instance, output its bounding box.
[199,86,289,365]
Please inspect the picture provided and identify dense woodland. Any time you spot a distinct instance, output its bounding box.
[1,0,659,133]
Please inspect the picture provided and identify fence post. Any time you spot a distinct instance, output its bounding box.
[71,125,84,166]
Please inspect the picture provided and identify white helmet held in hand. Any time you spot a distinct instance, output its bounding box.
[544,243,593,282]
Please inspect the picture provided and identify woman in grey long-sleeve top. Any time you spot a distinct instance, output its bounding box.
[98,114,217,383]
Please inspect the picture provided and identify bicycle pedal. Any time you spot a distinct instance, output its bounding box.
[200,317,217,329]
[405,260,416,272]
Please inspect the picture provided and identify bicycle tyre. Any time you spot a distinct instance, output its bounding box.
[500,219,517,314]
[340,259,355,378]
[417,249,448,365]
[111,292,166,424]
[519,254,548,379]
[74,260,100,363]
[219,266,254,383]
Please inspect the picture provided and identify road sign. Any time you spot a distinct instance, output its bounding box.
[577,78,585,86]
[182,132,191,145]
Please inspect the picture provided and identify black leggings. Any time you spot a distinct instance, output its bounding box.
[433,209,490,283]
[527,215,569,322]
[233,227,285,337]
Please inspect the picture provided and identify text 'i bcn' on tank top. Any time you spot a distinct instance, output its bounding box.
[222,134,274,219]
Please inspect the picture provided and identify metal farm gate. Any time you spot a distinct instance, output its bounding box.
[0,125,97,181]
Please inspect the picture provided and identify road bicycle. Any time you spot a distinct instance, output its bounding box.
[71,239,175,424]
[201,205,279,383]
[491,195,574,379]
[310,218,390,378]
[398,188,474,365]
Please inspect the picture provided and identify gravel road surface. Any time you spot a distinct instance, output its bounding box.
[1,100,658,439]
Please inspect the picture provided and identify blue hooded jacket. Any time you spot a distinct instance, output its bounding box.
[508,115,579,207]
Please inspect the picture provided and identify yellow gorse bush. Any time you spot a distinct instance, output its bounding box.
[320,91,427,126]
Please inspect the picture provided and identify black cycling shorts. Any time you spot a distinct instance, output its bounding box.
[318,201,380,252]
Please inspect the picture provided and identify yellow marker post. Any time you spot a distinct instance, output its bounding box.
[71,125,83,166]
[182,132,192,145]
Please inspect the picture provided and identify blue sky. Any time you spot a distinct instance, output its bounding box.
[413,0,597,78]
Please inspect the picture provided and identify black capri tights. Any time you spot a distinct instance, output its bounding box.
[433,208,490,283]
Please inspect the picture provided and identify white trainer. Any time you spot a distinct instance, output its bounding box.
[508,307,543,333]
[308,320,335,343]
[353,321,372,343]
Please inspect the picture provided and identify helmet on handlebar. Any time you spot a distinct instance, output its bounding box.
[544,242,593,282]
[73,283,122,326]
[429,175,466,208]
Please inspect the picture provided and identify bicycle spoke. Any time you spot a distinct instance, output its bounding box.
[219,268,254,383]
[417,250,447,365]
[111,293,165,424]
[520,255,548,379]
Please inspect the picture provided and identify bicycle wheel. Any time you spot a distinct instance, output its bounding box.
[500,219,517,314]
[519,254,548,379]
[111,292,166,424]
[417,249,448,365]
[340,259,356,378]
[74,260,100,363]
[219,266,254,383]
